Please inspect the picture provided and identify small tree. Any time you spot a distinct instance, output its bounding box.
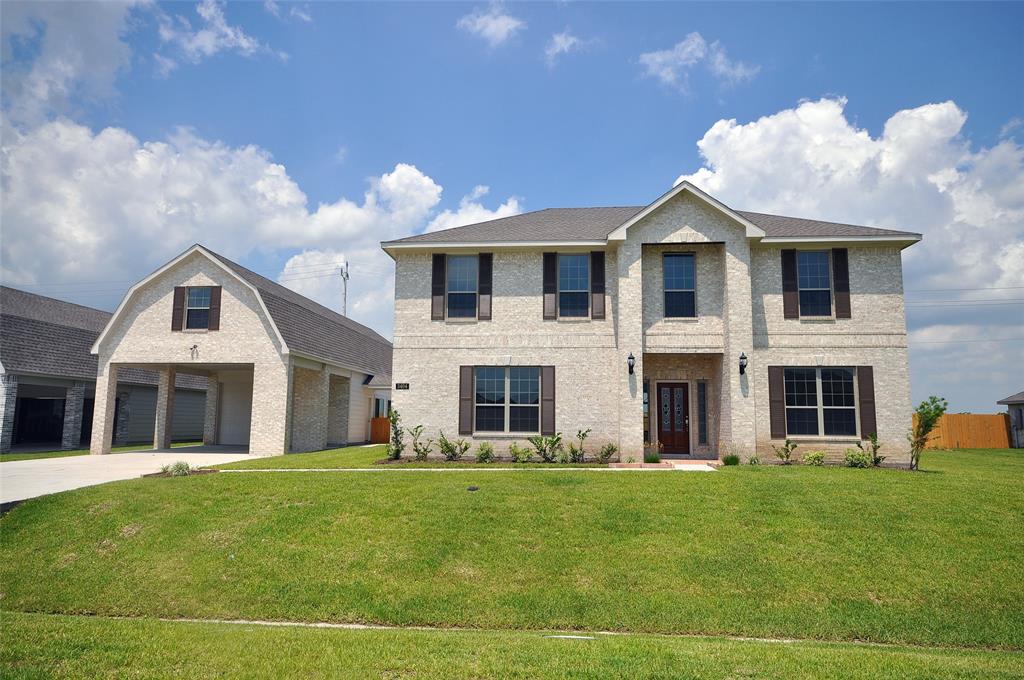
[408,425,433,461]
[387,408,405,460]
[908,396,948,471]
[856,433,885,467]
[771,438,798,465]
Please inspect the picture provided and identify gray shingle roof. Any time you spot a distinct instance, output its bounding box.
[0,286,205,389]
[383,206,920,246]
[207,250,392,379]
[998,391,1024,405]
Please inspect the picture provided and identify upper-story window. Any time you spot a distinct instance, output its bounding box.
[797,251,832,316]
[558,254,589,317]
[446,255,478,318]
[663,253,696,318]
[186,287,212,329]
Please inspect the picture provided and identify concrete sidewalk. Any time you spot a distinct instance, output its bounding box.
[0,450,251,505]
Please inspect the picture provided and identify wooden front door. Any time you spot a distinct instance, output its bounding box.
[657,383,690,454]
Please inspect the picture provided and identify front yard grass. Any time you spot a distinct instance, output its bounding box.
[0,441,202,463]
[3,611,1021,679]
[0,449,1021,652]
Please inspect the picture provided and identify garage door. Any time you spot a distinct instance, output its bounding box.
[218,373,253,446]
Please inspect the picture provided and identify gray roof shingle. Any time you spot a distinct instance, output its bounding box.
[998,391,1024,405]
[383,206,920,246]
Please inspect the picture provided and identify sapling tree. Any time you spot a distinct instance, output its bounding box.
[908,396,948,471]
[387,408,405,460]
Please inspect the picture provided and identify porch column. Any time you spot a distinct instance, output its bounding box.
[0,374,17,453]
[289,365,330,453]
[60,381,87,450]
[113,389,130,445]
[153,366,176,450]
[203,373,220,445]
[327,374,351,447]
[616,240,646,461]
[90,365,118,455]
[720,243,757,458]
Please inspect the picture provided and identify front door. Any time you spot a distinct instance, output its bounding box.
[657,383,690,454]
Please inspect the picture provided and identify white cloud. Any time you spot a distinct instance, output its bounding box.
[264,1,312,24]
[457,3,525,48]
[277,249,351,315]
[426,185,522,232]
[0,0,139,124]
[334,145,348,164]
[156,0,284,71]
[545,31,584,66]
[638,32,759,93]
[675,98,1024,410]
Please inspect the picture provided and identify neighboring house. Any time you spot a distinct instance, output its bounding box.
[89,245,392,457]
[383,181,920,465]
[0,286,206,452]
[997,391,1024,448]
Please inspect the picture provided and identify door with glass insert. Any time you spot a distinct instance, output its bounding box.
[656,383,690,454]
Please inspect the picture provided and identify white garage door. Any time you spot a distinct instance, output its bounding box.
[217,372,253,446]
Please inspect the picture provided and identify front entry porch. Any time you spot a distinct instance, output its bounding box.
[643,353,722,460]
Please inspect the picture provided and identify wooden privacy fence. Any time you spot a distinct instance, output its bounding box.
[369,417,390,444]
[915,413,1011,449]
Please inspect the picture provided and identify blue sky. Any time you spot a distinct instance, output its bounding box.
[1,1,1022,411]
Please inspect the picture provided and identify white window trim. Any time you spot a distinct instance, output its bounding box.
[796,250,834,318]
[185,286,212,330]
[784,367,860,439]
[473,367,541,435]
[445,254,478,320]
[557,253,590,319]
[663,252,697,319]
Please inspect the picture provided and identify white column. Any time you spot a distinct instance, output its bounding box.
[153,366,176,450]
[90,365,118,455]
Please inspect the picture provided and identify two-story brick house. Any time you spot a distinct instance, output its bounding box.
[383,181,920,465]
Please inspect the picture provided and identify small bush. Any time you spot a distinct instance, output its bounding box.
[772,438,798,465]
[721,454,740,466]
[438,432,470,461]
[856,433,885,467]
[803,450,826,466]
[844,448,872,468]
[508,443,533,463]
[160,460,194,477]
[747,453,761,466]
[387,409,404,460]
[644,448,661,464]
[574,429,591,460]
[475,442,495,464]
[594,443,617,464]
[408,425,433,461]
[566,443,585,463]
[527,433,563,463]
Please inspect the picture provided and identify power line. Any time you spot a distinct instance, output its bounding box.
[906,300,1024,307]
[910,338,1024,345]
[906,285,1024,293]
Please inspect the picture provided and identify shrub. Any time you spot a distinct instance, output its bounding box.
[160,460,194,477]
[556,448,570,464]
[747,453,761,466]
[644,448,661,463]
[438,431,470,461]
[771,438,798,465]
[908,396,948,470]
[408,425,433,461]
[803,450,826,466]
[475,442,495,464]
[721,454,740,466]
[856,433,885,467]
[566,443,585,463]
[594,443,617,464]
[575,429,591,459]
[844,448,872,468]
[387,409,405,460]
[527,433,563,463]
[508,443,533,463]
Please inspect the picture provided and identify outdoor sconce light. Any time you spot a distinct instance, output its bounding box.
[739,352,748,376]
[627,353,636,375]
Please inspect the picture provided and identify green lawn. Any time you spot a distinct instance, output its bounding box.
[0,441,203,463]
[3,612,1021,680]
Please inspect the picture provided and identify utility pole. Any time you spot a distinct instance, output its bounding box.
[340,260,350,316]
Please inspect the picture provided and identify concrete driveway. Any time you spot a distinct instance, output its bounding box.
[0,448,251,505]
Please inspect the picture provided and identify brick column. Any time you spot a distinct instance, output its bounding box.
[154,366,176,450]
[0,374,18,453]
[616,240,645,462]
[90,365,118,455]
[61,381,87,450]
[203,374,219,445]
[720,240,757,459]
[113,389,130,445]
[289,365,330,453]
[327,374,351,447]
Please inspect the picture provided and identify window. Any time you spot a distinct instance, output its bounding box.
[558,254,589,317]
[185,287,211,329]
[446,255,478,318]
[797,251,832,316]
[474,367,540,433]
[784,367,857,437]
[663,253,696,317]
[643,380,650,444]
[697,381,708,444]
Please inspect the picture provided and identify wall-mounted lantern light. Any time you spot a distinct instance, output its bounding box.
[739,352,748,376]
[627,353,636,375]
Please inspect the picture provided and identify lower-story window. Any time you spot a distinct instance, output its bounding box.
[474,366,540,433]
[784,367,858,437]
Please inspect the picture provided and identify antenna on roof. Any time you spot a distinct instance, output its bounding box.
[340,260,350,316]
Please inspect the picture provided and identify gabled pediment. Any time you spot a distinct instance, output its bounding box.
[606,181,766,241]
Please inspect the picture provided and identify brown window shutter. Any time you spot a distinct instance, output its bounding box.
[459,366,473,435]
[768,366,786,439]
[781,250,798,319]
[590,251,606,320]
[478,253,492,321]
[541,366,556,435]
[431,254,446,321]
[208,286,222,330]
[543,253,557,320]
[832,248,851,319]
[857,366,877,439]
[171,287,185,331]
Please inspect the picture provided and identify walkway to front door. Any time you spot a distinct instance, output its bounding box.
[656,383,690,455]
